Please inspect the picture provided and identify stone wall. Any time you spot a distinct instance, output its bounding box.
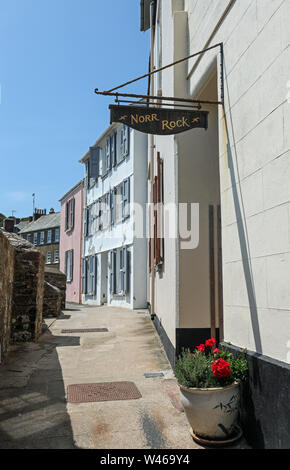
[0,231,14,360]
[43,281,62,318]
[0,231,44,357]
[7,232,44,343]
[44,268,66,310]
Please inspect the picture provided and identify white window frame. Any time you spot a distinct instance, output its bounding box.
[54,228,60,242]
[54,250,59,264]
[40,231,45,245]
[46,251,52,264]
[47,230,52,244]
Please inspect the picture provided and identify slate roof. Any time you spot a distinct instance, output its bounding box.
[19,212,60,234]
[14,220,31,232]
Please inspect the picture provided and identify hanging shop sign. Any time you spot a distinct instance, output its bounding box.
[109,105,208,135]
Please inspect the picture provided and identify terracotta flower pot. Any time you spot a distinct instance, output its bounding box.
[179,381,240,441]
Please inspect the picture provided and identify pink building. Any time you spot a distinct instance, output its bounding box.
[59,180,84,304]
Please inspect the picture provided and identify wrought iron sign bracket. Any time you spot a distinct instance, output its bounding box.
[94,42,225,109]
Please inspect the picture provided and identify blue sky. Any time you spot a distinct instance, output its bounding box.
[0,0,150,218]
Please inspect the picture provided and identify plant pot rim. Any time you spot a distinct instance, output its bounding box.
[178,380,240,393]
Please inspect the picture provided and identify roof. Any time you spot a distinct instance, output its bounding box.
[59,179,84,202]
[14,220,31,231]
[19,212,60,234]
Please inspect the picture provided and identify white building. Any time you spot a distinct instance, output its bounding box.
[140,0,290,448]
[80,122,148,309]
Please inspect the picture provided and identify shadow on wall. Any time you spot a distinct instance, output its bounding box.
[0,329,80,449]
[223,60,265,448]
[223,60,262,354]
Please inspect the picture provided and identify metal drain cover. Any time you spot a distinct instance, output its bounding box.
[61,328,108,333]
[144,372,164,378]
[67,381,142,403]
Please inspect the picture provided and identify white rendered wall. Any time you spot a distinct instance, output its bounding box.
[83,125,148,310]
[183,0,290,362]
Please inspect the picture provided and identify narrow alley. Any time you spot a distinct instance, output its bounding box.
[0,305,201,449]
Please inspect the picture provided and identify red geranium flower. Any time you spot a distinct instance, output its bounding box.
[213,348,221,355]
[196,344,205,352]
[205,338,216,348]
[212,358,231,379]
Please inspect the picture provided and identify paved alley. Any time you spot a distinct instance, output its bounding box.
[0,304,202,449]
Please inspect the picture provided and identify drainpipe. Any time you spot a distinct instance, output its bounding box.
[150,0,156,320]
[79,182,84,304]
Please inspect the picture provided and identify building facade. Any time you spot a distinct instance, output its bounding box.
[59,180,84,304]
[140,0,290,448]
[80,122,148,309]
[19,209,61,271]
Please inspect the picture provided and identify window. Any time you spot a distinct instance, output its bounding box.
[101,193,111,229]
[65,198,75,232]
[54,250,59,264]
[65,250,73,282]
[47,230,52,244]
[46,251,52,264]
[33,233,38,246]
[40,231,45,245]
[27,233,32,243]
[54,228,60,242]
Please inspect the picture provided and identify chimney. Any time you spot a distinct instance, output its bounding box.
[33,208,46,221]
[3,218,15,233]
[49,208,55,214]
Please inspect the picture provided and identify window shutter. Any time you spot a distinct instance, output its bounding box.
[93,255,98,296]
[65,251,68,280]
[122,125,130,157]
[110,250,116,294]
[111,133,117,167]
[106,137,111,171]
[65,202,69,231]
[123,246,127,294]
[81,258,86,294]
[91,255,95,295]
[85,161,89,188]
[70,250,74,282]
[70,198,75,230]
[123,177,130,219]
[110,189,114,226]
[89,146,100,179]
[84,208,87,236]
[86,258,90,294]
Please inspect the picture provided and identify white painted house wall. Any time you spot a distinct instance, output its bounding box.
[82,123,148,310]
[155,0,290,362]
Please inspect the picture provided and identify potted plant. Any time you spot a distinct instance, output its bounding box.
[175,338,248,446]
